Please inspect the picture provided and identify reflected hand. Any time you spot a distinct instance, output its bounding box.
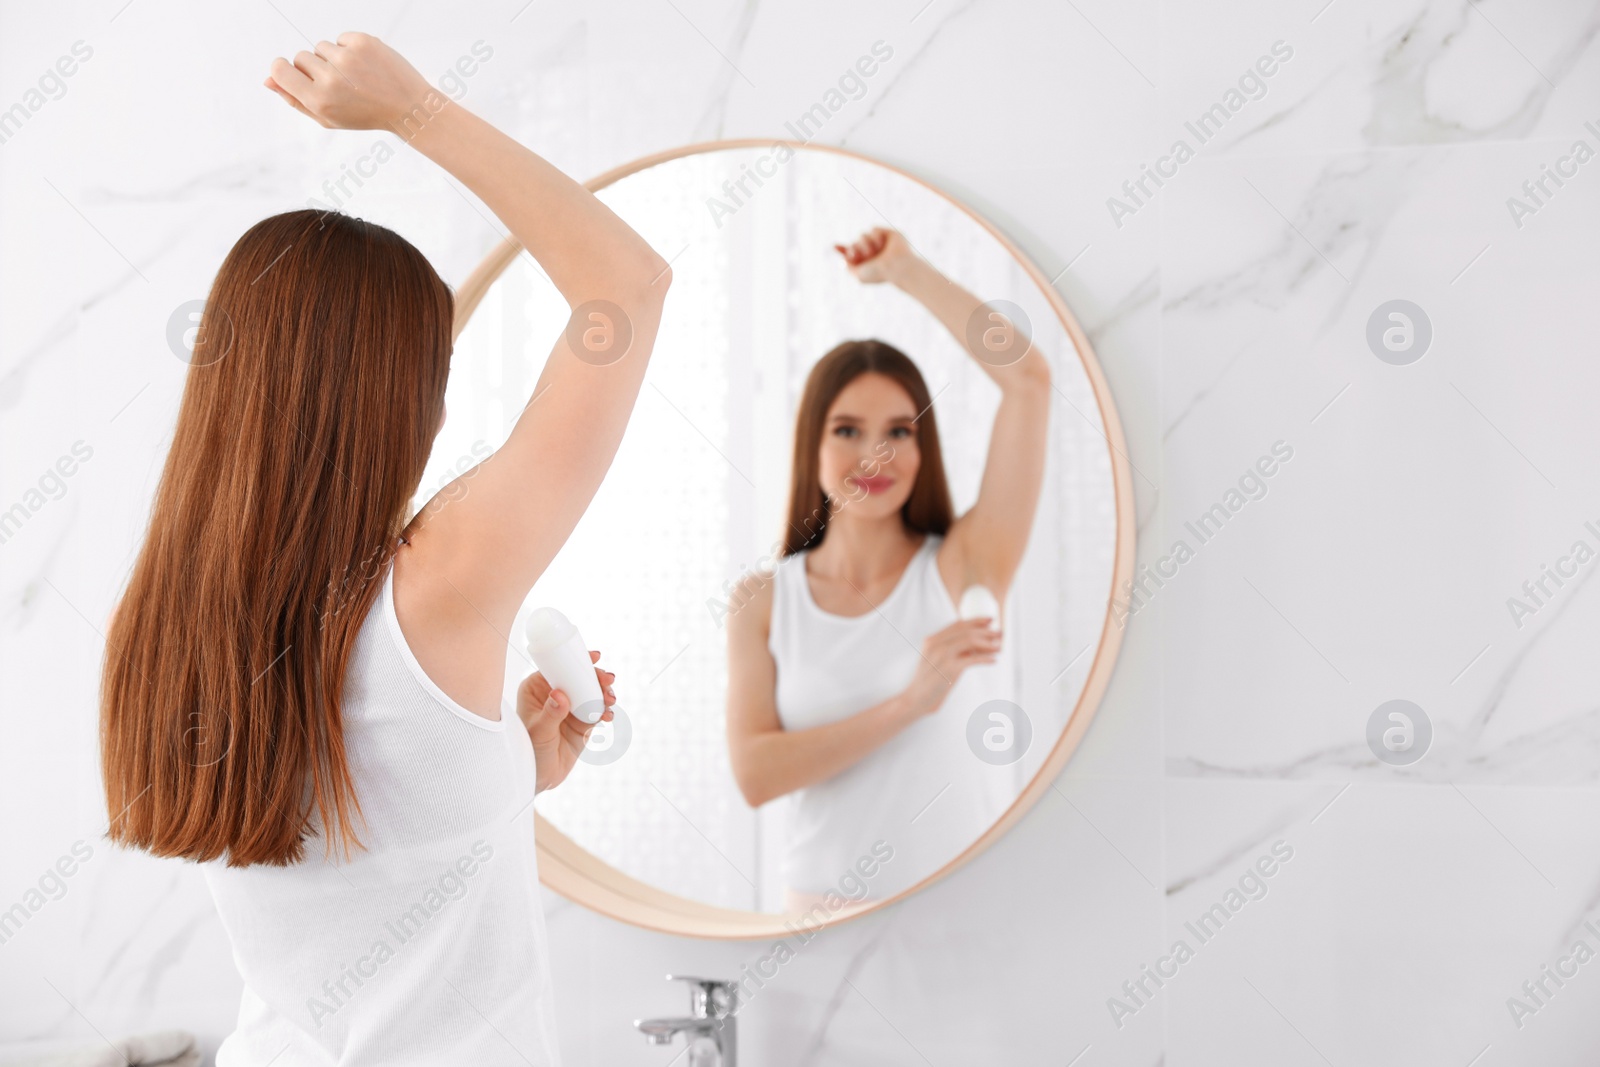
[264,32,436,133]
[901,618,1001,717]
[833,226,915,285]
[518,650,618,793]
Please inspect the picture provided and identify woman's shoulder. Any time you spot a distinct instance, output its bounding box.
[728,555,781,640]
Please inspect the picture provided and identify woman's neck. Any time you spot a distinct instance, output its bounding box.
[808,513,924,584]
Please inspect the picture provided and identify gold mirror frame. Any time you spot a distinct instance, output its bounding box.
[451,138,1137,939]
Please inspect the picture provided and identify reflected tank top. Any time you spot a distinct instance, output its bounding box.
[767,533,1016,901]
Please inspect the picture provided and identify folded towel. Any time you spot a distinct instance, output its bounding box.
[14,1030,199,1067]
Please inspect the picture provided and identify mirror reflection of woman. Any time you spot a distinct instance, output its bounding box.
[726,227,1051,913]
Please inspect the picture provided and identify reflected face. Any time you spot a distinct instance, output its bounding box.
[818,372,921,518]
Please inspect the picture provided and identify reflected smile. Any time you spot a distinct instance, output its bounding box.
[850,475,894,494]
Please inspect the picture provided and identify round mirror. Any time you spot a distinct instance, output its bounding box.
[424,140,1133,938]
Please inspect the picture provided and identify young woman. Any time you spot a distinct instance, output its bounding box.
[98,33,670,1064]
[725,227,1051,913]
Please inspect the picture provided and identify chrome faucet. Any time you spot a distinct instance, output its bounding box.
[634,973,738,1066]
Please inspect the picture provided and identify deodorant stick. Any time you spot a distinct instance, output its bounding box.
[523,607,606,725]
[958,585,1002,632]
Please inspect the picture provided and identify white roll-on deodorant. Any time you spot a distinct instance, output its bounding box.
[523,607,606,724]
[958,584,1002,631]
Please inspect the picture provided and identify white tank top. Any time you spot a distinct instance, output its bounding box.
[767,532,1016,901]
[202,564,562,1066]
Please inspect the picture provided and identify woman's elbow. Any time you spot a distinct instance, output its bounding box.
[732,768,770,808]
[628,259,672,305]
[728,752,772,808]
[1022,347,1051,388]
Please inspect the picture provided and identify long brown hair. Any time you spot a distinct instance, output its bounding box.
[100,209,453,867]
[780,339,954,556]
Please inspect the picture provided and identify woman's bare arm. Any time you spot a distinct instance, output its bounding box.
[724,577,921,807]
[838,228,1050,596]
[267,33,671,716]
[724,573,997,806]
[395,86,672,625]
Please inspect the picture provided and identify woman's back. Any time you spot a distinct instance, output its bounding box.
[202,563,558,1066]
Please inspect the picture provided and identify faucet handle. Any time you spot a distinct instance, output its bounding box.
[665,974,737,1018]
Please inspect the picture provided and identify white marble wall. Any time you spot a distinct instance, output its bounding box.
[4,0,1600,1063]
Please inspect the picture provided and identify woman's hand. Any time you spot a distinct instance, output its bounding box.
[264,32,437,134]
[517,650,618,794]
[901,618,1001,717]
[833,226,918,285]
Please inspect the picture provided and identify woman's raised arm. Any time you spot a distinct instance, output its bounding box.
[267,32,672,715]
[837,227,1048,597]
